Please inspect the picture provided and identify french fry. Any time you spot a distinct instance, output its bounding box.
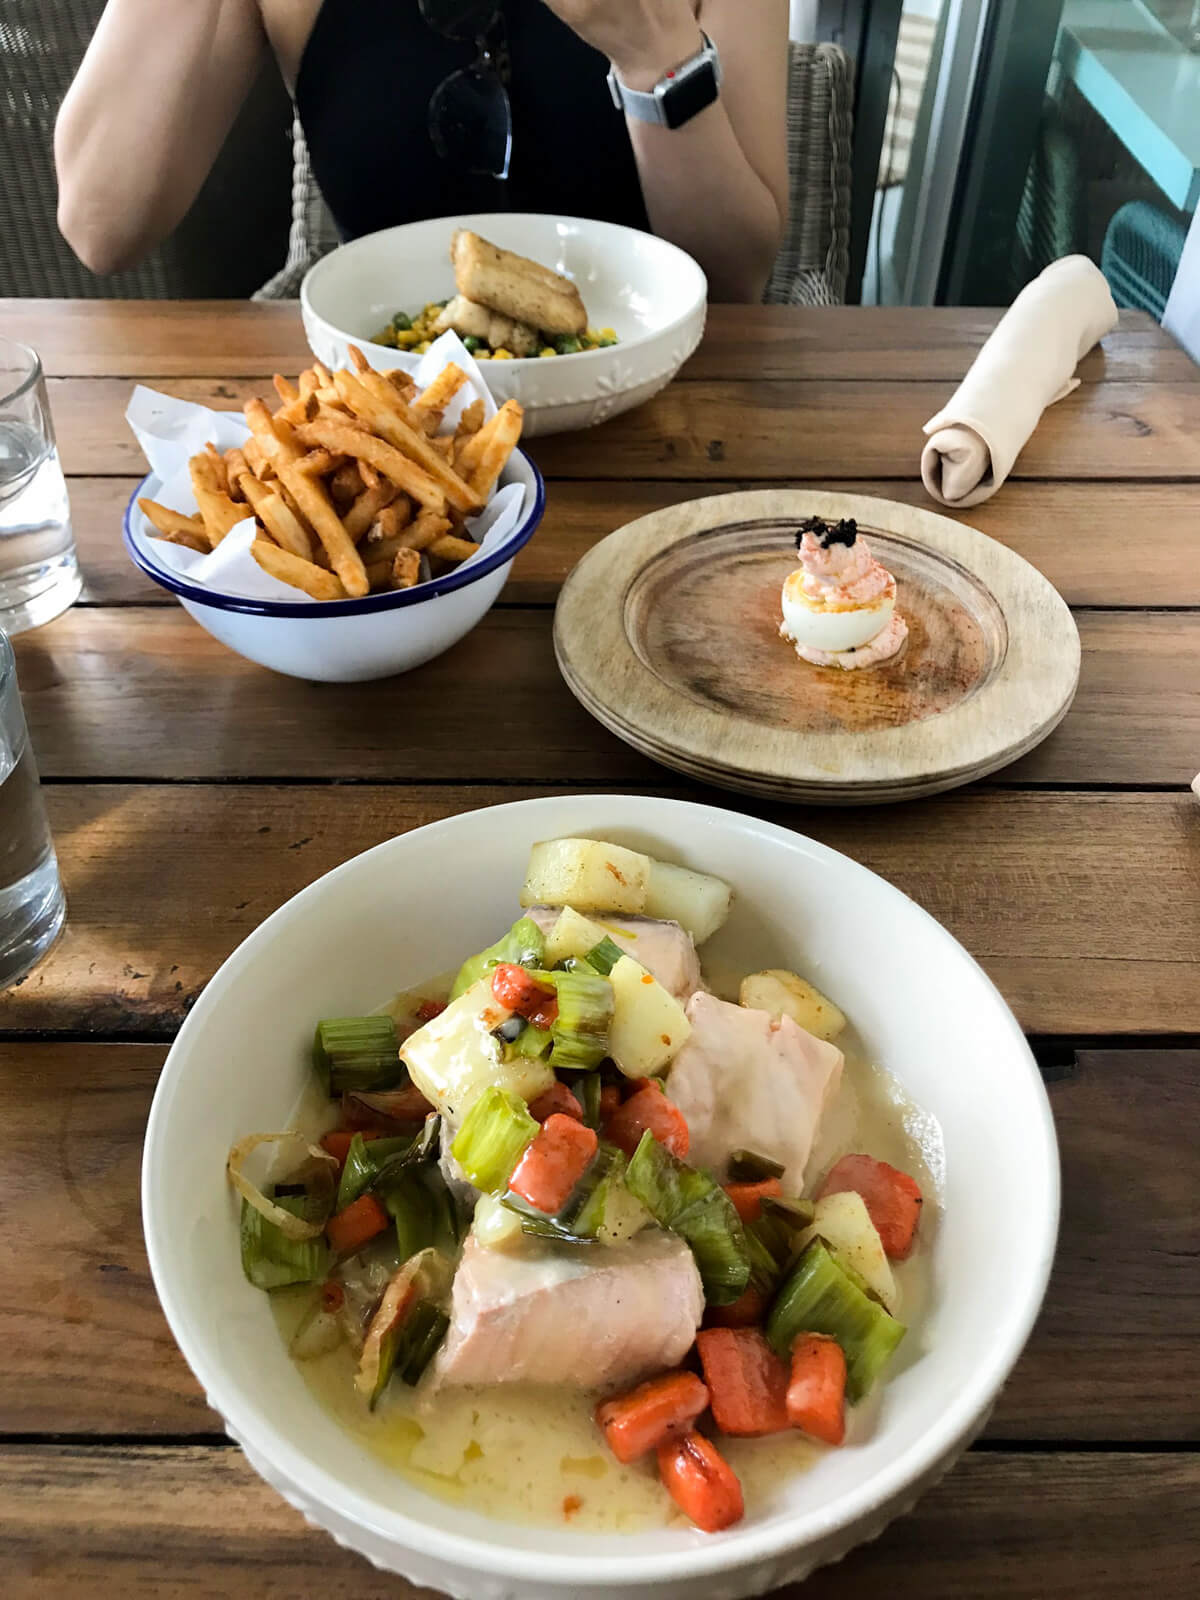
[293,416,448,515]
[348,344,371,374]
[151,526,209,554]
[428,533,480,563]
[242,437,276,481]
[358,460,381,489]
[360,535,407,568]
[331,369,480,513]
[138,497,209,545]
[392,547,421,588]
[455,397,485,439]
[312,361,333,387]
[251,539,348,601]
[412,362,468,431]
[464,399,523,498]
[276,460,369,597]
[204,441,230,495]
[235,473,316,562]
[244,397,300,465]
[295,448,348,477]
[273,374,299,406]
[343,479,399,542]
[361,500,411,543]
[428,436,455,460]
[298,368,320,400]
[403,508,453,551]
[189,455,250,545]
[385,369,418,401]
[329,462,365,509]
[365,557,395,591]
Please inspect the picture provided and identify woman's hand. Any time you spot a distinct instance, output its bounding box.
[539,0,703,90]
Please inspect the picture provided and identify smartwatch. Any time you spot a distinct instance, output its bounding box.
[607,32,722,130]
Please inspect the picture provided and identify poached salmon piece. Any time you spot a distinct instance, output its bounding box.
[666,993,843,1192]
[526,907,703,1003]
[431,1228,703,1389]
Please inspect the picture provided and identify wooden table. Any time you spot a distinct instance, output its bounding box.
[1,300,1197,1598]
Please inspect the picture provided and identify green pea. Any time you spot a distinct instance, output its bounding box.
[554,335,582,355]
[390,311,413,332]
[462,335,484,353]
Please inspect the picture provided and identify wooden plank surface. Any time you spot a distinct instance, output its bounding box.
[1,787,1195,1039]
[2,1039,1194,1440]
[47,375,1200,480]
[8,299,1193,382]
[66,476,1200,610]
[12,607,1200,788]
[0,1445,1195,1598]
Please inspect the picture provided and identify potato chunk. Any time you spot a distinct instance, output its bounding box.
[643,859,732,945]
[739,969,847,1041]
[519,838,649,915]
[799,1190,898,1313]
[543,906,612,967]
[608,954,692,1078]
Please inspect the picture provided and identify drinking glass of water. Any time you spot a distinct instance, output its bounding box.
[0,629,65,987]
[0,338,80,635]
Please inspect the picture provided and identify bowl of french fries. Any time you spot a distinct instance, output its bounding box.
[301,212,707,436]
[123,340,542,682]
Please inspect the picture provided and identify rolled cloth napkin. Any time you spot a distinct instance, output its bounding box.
[921,255,1118,508]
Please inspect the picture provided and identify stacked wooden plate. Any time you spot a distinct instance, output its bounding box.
[554,490,1080,805]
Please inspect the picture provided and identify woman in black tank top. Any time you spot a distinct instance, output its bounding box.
[56,1,790,302]
[297,1,651,241]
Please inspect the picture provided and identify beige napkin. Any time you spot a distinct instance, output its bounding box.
[921,256,1118,508]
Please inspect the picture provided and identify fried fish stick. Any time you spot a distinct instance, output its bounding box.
[451,230,586,336]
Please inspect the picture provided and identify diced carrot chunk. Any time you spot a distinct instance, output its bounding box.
[695,1327,791,1437]
[491,963,559,1028]
[528,1081,583,1123]
[319,1129,386,1168]
[703,1286,769,1329]
[595,1370,710,1464]
[819,1153,923,1259]
[325,1193,389,1255]
[508,1114,598,1214]
[722,1177,783,1224]
[787,1333,847,1445]
[604,1084,689,1160]
[656,1432,744,1532]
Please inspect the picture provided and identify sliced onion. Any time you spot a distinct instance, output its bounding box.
[227,1131,337,1241]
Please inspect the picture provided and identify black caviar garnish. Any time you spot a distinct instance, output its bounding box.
[795,515,858,551]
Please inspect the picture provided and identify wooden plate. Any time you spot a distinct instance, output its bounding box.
[554,490,1080,804]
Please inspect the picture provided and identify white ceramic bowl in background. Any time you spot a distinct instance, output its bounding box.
[122,450,543,682]
[301,214,708,436]
[142,795,1058,1600]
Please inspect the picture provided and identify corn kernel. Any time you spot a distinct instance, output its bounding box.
[475,350,491,360]
[415,340,431,354]
[539,347,557,358]
[600,327,616,341]
[491,348,512,360]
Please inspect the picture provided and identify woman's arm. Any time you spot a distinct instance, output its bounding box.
[541,0,789,303]
[55,0,267,275]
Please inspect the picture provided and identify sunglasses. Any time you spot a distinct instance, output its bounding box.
[419,0,513,181]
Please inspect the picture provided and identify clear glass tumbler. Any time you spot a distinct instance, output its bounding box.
[0,629,65,987]
[0,338,80,635]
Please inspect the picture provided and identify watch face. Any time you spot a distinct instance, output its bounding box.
[662,61,719,129]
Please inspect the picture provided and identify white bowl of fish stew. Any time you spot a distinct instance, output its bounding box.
[142,794,1058,1599]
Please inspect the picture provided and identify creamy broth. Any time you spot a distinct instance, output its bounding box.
[274,988,941,1533]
